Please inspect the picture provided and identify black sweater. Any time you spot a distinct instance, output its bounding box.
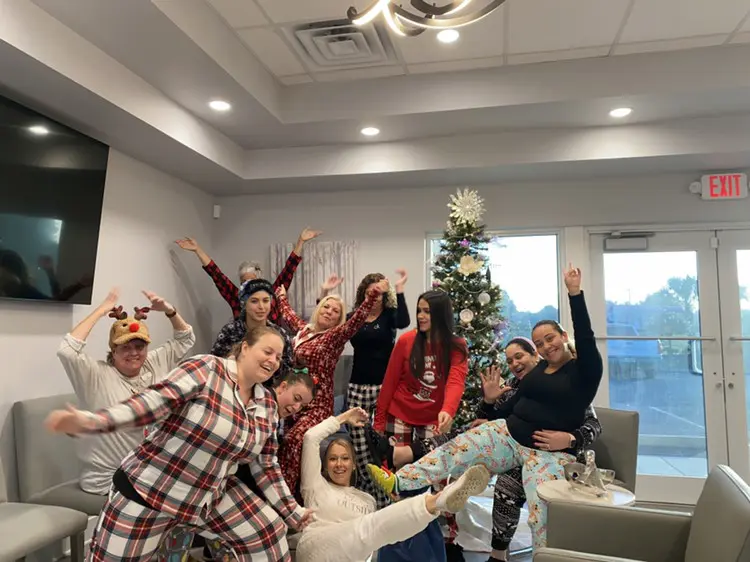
[348,293,411,385]
[492,292,603,448]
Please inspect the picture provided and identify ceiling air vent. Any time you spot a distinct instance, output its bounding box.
[282,19,400,72]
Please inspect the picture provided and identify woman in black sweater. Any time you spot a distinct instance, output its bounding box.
[345,270,410,506]
[367,265,603,551]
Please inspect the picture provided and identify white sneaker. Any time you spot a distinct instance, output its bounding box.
[435,464,491,513]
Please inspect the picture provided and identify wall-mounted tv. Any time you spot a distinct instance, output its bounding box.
[0,93,108,305]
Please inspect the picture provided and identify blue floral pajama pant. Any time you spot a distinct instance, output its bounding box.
[394,419,574,550]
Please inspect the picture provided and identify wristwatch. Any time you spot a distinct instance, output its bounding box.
[569,435,577,448]
[165,307,177,318]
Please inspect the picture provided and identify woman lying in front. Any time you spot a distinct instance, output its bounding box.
[294,407,491,562]
[46,325,313,562]
[368,265,603,551]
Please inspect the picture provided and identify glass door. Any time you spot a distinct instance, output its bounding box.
[716,230,750,484]
[589,231,728,504]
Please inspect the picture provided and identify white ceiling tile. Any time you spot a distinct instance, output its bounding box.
[255,0,352,24]
[507,46,609,66]
[313,66,405,82]
[279,74,315,85]
[620,0,749,43]
[395,7,505,64]
[613,35,726,56]
[407,56,505,75]
[237,28,307,76]
[206,0,268,28]
[508,0,630,54]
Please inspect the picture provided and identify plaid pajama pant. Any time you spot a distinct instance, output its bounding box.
[347,383,390,508]
[88,477,292,562]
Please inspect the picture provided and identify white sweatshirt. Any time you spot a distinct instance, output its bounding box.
[57,328,196,494]
[300,416,376,532]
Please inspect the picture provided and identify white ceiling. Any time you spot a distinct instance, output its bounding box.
[1,0,750,195]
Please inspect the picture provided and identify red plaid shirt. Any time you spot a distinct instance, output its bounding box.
[203,251,302,321]
[86,355,303,526]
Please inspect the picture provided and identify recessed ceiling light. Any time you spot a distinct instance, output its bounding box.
[28,125,49,136]
[437,29,460,44]
[361,127,380,137]
[609,107,632,118]
[209,100,231,112]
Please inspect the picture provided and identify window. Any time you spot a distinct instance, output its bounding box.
[430,233,560,343]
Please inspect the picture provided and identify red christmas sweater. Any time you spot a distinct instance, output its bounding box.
[373,329,468,431]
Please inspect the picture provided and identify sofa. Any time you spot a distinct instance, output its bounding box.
[535,464,750,562]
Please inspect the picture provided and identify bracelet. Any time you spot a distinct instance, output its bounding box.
[165,308,177,318]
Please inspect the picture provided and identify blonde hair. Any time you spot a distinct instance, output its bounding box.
[311,295,347,329]
[323,438,358,486]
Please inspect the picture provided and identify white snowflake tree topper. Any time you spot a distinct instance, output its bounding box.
[448,188,485,226]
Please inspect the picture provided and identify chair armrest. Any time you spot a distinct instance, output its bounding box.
[535,548,639,562]
[546,502,690,562]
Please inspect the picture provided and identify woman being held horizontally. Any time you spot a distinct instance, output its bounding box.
[368,265,603,551]
[370,337,602,562]
[46,326,313,562]
[294,407,492,562]
[275,279,389,495]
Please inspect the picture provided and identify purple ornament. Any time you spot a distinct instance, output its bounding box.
[459,239,470,247]
[432,280,442,288]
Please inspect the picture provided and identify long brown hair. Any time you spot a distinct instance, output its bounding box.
[410,290,467,380]
[354,273,397,309]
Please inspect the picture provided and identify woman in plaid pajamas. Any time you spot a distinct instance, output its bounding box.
[367,266,604,553]
[46,325,314,562]
[331,270,411,508]
[295,407,491,562]
[369,337,602,562]
[274,279,389,496]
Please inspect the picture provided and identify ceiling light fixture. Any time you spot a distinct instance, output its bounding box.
[361,127,380,137]
[437,29,460,43]
[209,100,232,112]
[609,107,632,118]
[28,125,49,136]
[348,0,506,38]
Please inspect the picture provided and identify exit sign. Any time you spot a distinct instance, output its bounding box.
[700,173,748,200]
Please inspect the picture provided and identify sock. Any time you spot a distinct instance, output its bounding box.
[366,464,397,495]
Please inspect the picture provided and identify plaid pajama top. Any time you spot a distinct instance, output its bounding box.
[85,354,303,527]
[202,251,302,322]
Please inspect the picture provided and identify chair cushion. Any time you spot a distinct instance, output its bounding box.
[29,479,106,515]
[0,502,88,560]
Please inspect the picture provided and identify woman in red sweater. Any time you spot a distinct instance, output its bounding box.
[373,290,468,447]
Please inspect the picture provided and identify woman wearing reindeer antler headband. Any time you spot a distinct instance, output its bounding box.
[56,287,195,496]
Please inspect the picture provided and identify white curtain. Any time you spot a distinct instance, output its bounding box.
[270,241,358,319]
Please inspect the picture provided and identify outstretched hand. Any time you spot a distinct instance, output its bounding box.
[99,287,120,313]
[368,279,389,297]
[436,411,453,434]
[175,237,199,252]
[142,290,174,313]
[297,509,316,531]
[45,404,97,435]
[298,228,322,243]
[563,264,582,296]
[275,286,287,299]
[479,365,509,403]
[394,269,408,292]
[340,407,368,427]
[321,274,344,292]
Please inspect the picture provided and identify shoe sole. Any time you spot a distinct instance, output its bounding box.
[366,465,394,493]
[443,465,491,513]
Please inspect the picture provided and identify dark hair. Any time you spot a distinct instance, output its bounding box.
[505,337,536,356]
[532,319,565,336]
[409,290,467,380]
[274,362,318,398]
[230,325,283,358]
[354,273,385,308]
[323,438,358,486]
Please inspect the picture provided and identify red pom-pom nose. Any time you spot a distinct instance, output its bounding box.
[129,322,139,333]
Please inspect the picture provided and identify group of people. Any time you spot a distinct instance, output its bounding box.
[44,226,604,562]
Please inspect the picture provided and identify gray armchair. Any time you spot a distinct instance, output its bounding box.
[535,465,750,562]
[0,458,88,561]
[589,407,639,492]
[13,394,106,515]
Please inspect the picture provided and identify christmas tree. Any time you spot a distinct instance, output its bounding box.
[432,188,506,427]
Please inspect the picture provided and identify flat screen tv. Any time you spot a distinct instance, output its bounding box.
[0,93,108,305]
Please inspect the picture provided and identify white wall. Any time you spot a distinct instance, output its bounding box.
[0,150,217,500]
[212,173,750,312]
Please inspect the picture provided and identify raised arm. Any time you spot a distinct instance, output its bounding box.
[300,416,340,493]
[563,266,603,393]
[373,333,410,432]
[274,286,308,333]
[46,355,211,436]
[393,269,411,329]
[249,415,305,529]
[176,237,240,314]
[328,280,387,345]
[58,288,121,397]
[272,228,320,293]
